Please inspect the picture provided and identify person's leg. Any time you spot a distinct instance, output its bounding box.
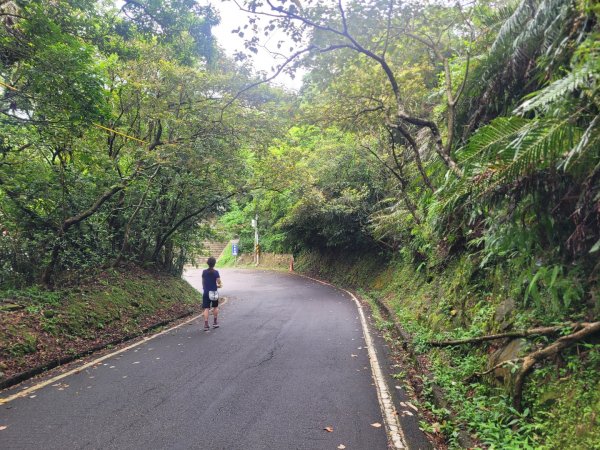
[212,306,219,328]
[202,293,210,331]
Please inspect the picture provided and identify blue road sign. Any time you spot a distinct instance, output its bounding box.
[232,244,239,256]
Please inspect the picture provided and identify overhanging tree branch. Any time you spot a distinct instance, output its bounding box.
[152,192,238,260]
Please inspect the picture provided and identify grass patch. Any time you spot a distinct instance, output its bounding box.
[217,242,236,267]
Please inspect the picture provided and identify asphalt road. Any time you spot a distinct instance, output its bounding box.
[1,269,431,449]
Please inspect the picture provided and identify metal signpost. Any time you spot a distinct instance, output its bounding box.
[252,215,259,266]
[231,239,239,265]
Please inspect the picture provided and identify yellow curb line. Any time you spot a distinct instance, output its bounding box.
[294,273,408,449]
[0,298,227,404]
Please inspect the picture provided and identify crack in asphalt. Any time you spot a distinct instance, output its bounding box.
[256,344,279,367]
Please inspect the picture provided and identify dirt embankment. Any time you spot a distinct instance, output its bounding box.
[0,267,200,385]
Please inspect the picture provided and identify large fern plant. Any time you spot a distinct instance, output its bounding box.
[439,3,599,257]
[456,0,579,140]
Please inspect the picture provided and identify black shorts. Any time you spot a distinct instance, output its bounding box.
[202,292,219,309]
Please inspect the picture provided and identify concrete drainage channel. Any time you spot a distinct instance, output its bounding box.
[370,295,475,449]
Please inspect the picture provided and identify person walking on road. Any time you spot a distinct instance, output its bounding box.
[202,257,222,331]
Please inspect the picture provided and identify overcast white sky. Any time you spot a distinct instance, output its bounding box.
[203,0,305,90]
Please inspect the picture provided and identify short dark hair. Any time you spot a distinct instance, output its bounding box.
[207,257,216,268]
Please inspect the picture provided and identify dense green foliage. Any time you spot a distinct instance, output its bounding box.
[226,0,599,322]
[223,0,600,447]
[2,0,599,446]
[0,0,286,286]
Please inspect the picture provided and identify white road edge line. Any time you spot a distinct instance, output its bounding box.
[297,274,407,449]
[0,298,228,404]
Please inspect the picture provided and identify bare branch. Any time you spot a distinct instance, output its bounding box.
[62,185,125,231]
[382,0,394,58]
[222,43,350,116]
[453,50,471,106]
[338,0,348,33]
[429,323,589,346]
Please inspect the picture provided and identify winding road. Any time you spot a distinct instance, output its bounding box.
[0,268,431,449]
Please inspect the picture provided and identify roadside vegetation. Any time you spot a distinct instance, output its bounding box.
[297,251,599,448]
[0,267,200,381]
[217,0,600,447]
[1,0,599,447]
[0,1,285,382]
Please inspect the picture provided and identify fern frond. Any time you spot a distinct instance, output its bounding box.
[475,1,520,29]
[489,0,537,59]
[515,63,596,114]
[458,117,529,169]
[498,117,580,181]
[511,0,572,64]
[563,115,600,169]
[455,117,582,205]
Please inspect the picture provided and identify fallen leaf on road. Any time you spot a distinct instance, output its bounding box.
[405,402,418,412]
[351,354,358,358]
[371,423,382,428]
[338,445,346,449]
[29,395,36,399]
[401,410,414,417]
[132,361,140,364]
[0,426,7,431]
[324,426,334,432]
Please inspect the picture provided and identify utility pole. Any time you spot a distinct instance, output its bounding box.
[252,214,259,266]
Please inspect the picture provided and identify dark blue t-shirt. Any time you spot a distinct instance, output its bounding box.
[202,269,220,292]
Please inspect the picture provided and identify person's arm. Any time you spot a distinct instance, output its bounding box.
[216,276,222,288]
